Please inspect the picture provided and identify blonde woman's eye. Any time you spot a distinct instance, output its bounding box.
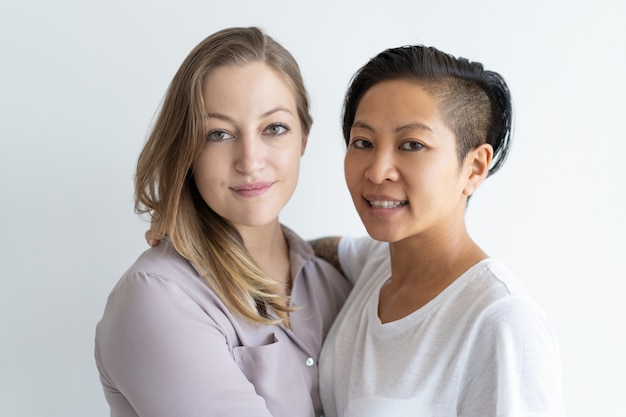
[264,123,289,136]
[206,130,233,142]
[400,141,424,151]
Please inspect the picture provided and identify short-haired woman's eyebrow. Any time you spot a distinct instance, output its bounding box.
[351,121,374,131]
[396,122,433,133]
[351,121,433,133]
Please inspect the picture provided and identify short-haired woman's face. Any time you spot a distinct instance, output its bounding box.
[344,79,475,243]
[193,62,307,231]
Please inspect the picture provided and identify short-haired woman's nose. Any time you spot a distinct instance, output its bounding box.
[365,149,399,184]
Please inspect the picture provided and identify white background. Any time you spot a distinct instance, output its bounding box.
[1,0,624,416]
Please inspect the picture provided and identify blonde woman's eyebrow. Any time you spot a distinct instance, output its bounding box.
[261,106,294,118]
[204,107,293,121]
[204,112,232,122]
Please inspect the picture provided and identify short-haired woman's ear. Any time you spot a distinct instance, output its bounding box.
[463,143,493,197]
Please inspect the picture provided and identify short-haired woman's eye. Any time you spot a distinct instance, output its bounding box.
[400,141,424,151]
[351,138,373,149]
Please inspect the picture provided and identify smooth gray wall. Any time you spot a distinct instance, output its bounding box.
[1,0,624,416]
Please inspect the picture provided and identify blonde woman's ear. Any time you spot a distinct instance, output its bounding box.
[300,135,308,156]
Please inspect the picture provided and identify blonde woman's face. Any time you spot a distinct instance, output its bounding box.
[193,62,307,231]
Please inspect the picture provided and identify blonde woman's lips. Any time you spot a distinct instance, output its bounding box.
[231,181,274,197]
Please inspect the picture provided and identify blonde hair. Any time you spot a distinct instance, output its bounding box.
[135,27,312,326]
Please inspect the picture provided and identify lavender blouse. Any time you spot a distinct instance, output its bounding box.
[95,227,351,417]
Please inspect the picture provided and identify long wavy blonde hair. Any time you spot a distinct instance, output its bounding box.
[135,27,313,326]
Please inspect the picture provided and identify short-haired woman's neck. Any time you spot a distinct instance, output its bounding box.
[387,215,487,289]
[378,228,487,323]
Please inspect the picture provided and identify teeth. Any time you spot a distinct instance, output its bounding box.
[369,200,405,208]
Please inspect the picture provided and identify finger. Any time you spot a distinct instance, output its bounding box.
[145,230,159,247]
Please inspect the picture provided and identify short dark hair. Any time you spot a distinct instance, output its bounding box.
[342,45,513,176]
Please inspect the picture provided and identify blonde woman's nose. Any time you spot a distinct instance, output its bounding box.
[235,134,266,173]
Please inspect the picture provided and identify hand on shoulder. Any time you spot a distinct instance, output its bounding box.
[145,230,160,247]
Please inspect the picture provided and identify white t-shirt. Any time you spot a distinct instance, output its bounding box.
[319,236,565,417]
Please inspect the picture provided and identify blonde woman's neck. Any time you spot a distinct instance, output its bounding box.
[237,221,292,294]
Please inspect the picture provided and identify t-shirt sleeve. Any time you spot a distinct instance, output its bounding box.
[458,296,565,417]
[338,236,388,285]
[94,272,274,417]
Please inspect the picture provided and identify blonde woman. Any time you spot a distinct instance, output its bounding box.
[95,27,351,417]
